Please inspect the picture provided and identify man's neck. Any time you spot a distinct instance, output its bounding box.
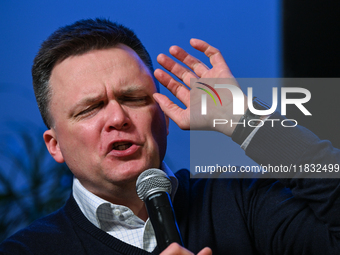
[81,179,149,221]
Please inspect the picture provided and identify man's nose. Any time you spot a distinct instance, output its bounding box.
[104,101,131,131]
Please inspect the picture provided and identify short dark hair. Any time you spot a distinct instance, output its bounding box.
[32,18,157,129]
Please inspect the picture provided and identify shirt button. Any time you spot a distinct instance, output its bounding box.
[113,209,121,216]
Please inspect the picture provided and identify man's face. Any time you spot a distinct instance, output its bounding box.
[43,44,169,197]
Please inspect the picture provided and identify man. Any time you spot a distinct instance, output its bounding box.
[1,18,340,254]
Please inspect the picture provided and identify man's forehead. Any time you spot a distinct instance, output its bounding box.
[51,45,150,83]
[49,47,156,102]
[53,46,133,74]
[77,84,151,101]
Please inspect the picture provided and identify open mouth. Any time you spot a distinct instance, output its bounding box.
[112,142,133,151]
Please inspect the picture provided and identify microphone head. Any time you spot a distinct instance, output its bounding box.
[136,168,172,201]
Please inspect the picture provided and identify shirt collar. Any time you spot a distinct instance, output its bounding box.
[72,162,178,228]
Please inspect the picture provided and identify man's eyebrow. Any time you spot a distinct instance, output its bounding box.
[69,86,149,115]
[118,85,146,95]
[70,94,104,114]
[78,94,104,106]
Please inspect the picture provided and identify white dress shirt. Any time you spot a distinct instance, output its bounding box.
[72,162,178,252]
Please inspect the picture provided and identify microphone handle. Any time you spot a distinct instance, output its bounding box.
[144,192,183,251]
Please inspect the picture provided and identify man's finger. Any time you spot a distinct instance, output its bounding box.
[169,45,210,78]
[190,39,229,69]
[197,247,213,255]
[154,69,190,107]
[157,53,198,86]
[153,93,189,130]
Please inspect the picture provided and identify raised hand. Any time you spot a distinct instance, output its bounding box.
[154,39,245,136]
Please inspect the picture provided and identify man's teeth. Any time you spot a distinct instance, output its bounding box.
[112,143,132,151]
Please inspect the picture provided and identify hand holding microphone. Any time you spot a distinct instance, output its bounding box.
[136,168,212,254]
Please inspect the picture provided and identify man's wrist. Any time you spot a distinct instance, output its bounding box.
[231,97,270,145]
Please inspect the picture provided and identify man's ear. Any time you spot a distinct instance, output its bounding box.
[43,129,65,163]
[165,114,170,135]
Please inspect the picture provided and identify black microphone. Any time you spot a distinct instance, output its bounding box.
[136,168,183,251]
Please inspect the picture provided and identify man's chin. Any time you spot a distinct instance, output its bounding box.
[103,156,161,180]
[105,164,151,183]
